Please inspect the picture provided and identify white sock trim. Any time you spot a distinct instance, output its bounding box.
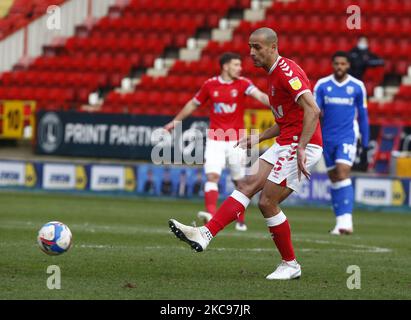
[331,179,352,190]
[265,211,287,227]
[231,190,250,208]
[204,181,218,192]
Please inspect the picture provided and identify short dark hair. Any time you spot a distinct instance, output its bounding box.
[219,52,241,69]
[332,51,349,62]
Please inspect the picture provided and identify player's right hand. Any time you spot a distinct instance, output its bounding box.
[164,121,175,132]
[297,146,311,181]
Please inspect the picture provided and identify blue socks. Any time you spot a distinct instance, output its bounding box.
[330,179,354,217]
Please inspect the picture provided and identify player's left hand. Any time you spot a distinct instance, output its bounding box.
[297,146,311,181]
[359,145,370,171]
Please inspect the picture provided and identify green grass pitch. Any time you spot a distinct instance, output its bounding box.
[1,191,410,300]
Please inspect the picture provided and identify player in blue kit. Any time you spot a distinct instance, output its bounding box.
[314,51,369,235]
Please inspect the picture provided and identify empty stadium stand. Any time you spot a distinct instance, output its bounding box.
[0,0,410,124]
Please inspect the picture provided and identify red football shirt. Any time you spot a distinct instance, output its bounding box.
[267,56,323,147]
[193,76,256,141]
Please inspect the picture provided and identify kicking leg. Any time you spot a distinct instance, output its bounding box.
[205,159,273,236]
[169,159,273,252]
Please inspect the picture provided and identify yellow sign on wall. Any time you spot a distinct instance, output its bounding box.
[396,157,411,178]
[1,100,36,139]
[3,102,24,139]
[244,109,276,151]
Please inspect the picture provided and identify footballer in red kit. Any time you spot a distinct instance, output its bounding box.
[165,52,270,231]
[259,55,323,192]
[169,28,323,281]
[193,75,255,141]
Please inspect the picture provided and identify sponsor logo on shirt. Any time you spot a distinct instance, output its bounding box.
[213,103,237,114]
[324,96,355,105]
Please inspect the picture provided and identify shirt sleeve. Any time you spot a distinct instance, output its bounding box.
[242,78,257,96]
[313,81,324,111]
[356,83,370,148]
[193,81,210,105]
[280,65,312,102]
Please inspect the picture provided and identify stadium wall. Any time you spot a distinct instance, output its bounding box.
[35,111,209,160]
[1,159,410,212]
[34,112,411,177]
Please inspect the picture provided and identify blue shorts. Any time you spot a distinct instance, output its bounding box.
[323,139,357,170]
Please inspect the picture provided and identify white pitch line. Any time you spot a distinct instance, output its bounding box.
[1,220,392,253]
[75,244,389,254]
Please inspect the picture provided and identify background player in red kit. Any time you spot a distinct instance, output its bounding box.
[169,28,323,280]
[165,52,270,231]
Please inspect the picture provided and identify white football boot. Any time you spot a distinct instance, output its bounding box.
[266,260,301,280]
[330,214,353,235]
[329,227,353,235]
[169,219,211,252]
[235,222,248,232]
[197,211,213,223]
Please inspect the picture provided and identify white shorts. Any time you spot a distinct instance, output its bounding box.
[259,143,323,192]
[204,139,246,180]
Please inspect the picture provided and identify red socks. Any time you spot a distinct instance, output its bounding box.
[204,192,295,262]
[204,191,295,262]
[206,190,250,236]
[266,211,295,262]
[204,182,245,224]
[204,182,219,215]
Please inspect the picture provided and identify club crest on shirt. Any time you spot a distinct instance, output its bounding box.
[213,91,219,97]
[230,89,238,98]
[327,86,332,92]
[289,77,302,91]
[346,86,354,95]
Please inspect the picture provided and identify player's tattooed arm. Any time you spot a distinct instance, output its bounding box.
[235,124,280,149]
[164,99,198,131]
[249,88,270,106]
[296,91,321,180]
